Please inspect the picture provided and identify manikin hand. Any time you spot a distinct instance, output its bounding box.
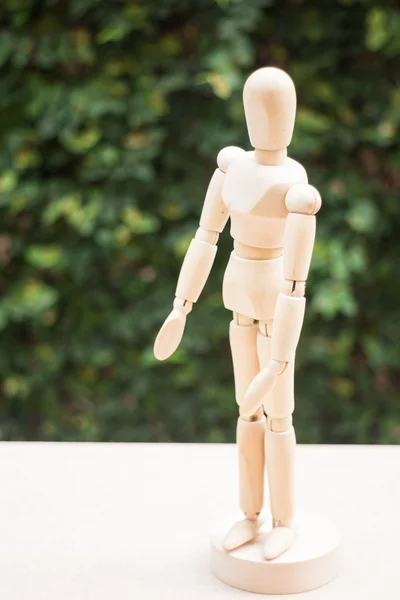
[153,298,193,361]
[240,360,286,419]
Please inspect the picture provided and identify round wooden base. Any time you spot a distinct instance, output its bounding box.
[211,515,341,595]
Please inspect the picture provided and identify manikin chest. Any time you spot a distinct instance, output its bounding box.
[222,151,307,249]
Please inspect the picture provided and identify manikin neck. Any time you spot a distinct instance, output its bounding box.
[254,148,287,166]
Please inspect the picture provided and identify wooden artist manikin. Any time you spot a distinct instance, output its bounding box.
[154,67,340,594]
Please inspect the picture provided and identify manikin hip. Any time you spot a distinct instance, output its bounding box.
[222,251,283,322]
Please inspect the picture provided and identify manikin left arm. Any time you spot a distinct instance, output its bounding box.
[240,183,322,419]
[154,147,244,361]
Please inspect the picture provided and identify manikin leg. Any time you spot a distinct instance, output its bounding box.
[258,320,296,560]
[223,313,266,551]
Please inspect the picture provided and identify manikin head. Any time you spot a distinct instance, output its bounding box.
[243,67,296,151]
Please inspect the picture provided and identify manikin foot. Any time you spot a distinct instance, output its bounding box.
[263,525,296,560]
[222,518,263,551]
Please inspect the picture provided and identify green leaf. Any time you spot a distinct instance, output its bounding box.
[366,8,389,51]
[0,170,18,197]
[346,201,379,233]
[61,128,101,154]
[122,207,159,234]
[25,245,65,269]
[4,279,58,321]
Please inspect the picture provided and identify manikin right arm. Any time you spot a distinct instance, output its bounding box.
[154,146,245,361]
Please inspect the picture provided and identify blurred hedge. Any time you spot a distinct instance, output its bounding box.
[0,0,399,442]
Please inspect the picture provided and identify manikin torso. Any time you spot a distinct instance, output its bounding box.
[223,151,307,253]
[221,150,308,323]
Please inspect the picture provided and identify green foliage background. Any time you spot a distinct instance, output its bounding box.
[0,0,399,443]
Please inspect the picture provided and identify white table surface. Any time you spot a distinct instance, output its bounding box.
[0,442,399,599]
